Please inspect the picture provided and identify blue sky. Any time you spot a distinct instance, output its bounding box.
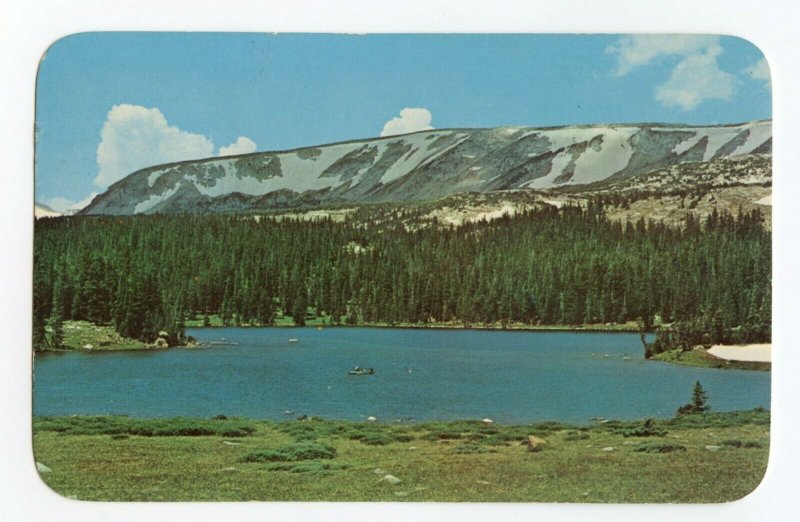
[35,33,771,211]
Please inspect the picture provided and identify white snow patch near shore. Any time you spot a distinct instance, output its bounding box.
[755,194,772,206]
[707,344,771,362]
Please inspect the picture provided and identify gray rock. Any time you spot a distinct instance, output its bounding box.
[36,462,52,473]
[705,445,722,452]
[601,447,615,452]
[381,474,402,485]
[526,435,547,452]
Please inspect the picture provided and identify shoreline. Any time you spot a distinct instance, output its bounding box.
[651,347,771,371]
[186,321,648,334]
[31,408,771,427]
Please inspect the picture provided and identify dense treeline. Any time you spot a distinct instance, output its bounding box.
[32,203,771,350]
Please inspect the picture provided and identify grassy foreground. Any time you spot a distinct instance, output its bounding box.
[33,410,769,502]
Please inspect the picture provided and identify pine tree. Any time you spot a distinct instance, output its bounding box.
[677,380,710,415]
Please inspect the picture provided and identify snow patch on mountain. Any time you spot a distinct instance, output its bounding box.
[134,185,181,213]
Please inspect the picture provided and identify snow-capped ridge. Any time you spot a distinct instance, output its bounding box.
[80,120,772,216]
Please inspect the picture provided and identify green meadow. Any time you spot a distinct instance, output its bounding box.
[33,410,769,502]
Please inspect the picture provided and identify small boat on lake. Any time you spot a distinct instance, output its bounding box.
[288,338,299,343]
[349,366,375,375]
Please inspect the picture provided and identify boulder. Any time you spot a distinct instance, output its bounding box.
[154,337,168,348]
[367,416,377,422]
[82,344,93,350]
[601,447,614,452]
[381,474,402,485]
[705,445,722,452]
[36,462,52,473]
[526,435,547,452]
[481,418,494,425]
[158,331,169,338]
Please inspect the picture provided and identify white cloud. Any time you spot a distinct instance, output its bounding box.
[743,57,771,87]
[607,35,741,111]
[654,45,736,110]
[95,104,215,188]
[41,192,99,213]
[219,136,257,156]
[607,35,719,76]
[380,108,434,137]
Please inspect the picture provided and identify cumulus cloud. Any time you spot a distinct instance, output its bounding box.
[380,108,434,137]
[607,35,741,110]
[654,45,736,110]
[219,136,258,156]
[94,104,258,188]
[41,192,99,213]
[607,35,719,77]
[743,57,771,88]
[95,104,215,188]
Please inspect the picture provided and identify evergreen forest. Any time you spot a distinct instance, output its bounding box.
[32,203,771,352]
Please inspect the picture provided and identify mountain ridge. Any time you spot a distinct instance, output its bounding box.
[80,120,771,216]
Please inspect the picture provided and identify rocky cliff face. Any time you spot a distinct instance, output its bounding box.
[80,120,771,215]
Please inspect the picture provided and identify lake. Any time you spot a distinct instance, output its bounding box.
[33,327,771,424]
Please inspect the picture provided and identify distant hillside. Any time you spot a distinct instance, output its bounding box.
[80,120,771,216]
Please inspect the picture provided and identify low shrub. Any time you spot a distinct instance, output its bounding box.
[266,462,350,473]
[360,433,394,446]
[622,419,668,438]
[240,450,289,463]
[530,421,567,433]
[154,425,217,436]
[240,443,337,463]
[634,443,687,453]
[393,433,415,443]
[563,431,590,441]
[423,431,463,440]
[33,415,257,438]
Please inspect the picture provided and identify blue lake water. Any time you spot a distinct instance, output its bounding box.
[33,327,771,424]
